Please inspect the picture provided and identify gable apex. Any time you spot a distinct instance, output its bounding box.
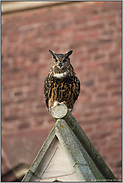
[22,119,105,182]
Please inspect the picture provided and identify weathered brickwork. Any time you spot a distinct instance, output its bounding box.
[1,1,122,181]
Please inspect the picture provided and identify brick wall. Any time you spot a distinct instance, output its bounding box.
[1,1,122,181]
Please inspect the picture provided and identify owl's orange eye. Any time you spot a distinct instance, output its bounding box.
[63,59,67,63]
[54,59,58,63]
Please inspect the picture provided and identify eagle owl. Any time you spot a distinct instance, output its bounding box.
[44,50,80,112]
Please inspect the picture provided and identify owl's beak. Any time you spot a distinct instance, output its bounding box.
[58,63,62,68]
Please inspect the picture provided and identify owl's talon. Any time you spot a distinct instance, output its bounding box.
[60,101,66,105]
[53,101,60,108]
[50,101,67,112]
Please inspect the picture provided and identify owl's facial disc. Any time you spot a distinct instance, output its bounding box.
[53,64,70,78]
[53,65,67,73]
[49,50,72,78]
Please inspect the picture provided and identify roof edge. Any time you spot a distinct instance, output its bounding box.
[51,104,118,181]
[1,1,92,15]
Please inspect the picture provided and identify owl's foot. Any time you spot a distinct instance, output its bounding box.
[50,101,60,112]
[60,101,66,105]
[50,101,67,112]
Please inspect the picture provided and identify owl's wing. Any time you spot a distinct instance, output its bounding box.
[74,76,80,102]
[69,64,80,103]
[44,74,51,109]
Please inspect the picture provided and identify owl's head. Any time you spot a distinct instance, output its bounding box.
[49,50,73,78]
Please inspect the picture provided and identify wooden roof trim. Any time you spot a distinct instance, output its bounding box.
[1,1,60,14]
[1,1,95,14]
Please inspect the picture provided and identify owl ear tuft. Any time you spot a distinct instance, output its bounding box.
[65,50,73,57]
[49,50,56,57]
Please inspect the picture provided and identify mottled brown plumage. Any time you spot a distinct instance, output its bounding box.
[44,50,80,112]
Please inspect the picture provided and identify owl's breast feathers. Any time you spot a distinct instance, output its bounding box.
[44,64,80,111]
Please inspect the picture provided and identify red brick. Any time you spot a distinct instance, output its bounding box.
[102,146,121,155]
[96,124,108,131]
[89,15,102,22]
[88,62,98,68]
[1,150,10,175]
[80,95,91,102]
[111,122,121,130]
[2,127,53,168]
[83,127,94,133]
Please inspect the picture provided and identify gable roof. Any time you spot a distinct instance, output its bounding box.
[22,104,117,182]
[22,119,105,182]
